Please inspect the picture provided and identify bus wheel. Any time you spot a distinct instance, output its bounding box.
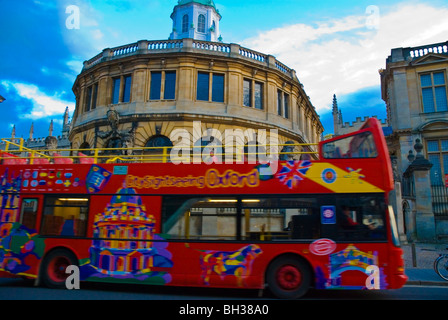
[41,249,78,289]
[266,257,311,299]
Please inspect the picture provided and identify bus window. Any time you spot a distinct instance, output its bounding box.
[323,131,378,159]
[336,196,387,241]
[20,198,38,230]
[41,196,89,237]
[242,197,320,241]
[162,196,237,240]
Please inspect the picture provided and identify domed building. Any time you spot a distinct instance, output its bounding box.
[70,0,323,160]
[90,186,157,275]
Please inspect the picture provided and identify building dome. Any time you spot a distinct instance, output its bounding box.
[99,187,149,222]
[70,1,323,160]
[110,187,142,208]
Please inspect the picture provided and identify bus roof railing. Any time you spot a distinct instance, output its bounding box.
[0,138,319,165]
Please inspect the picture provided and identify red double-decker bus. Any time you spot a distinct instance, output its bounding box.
[0,119,406,299]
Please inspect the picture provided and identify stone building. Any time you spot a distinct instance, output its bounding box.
[331,94,388,137]
[69,0,323,161]
[380,40,448,241]
[0,107,71,153]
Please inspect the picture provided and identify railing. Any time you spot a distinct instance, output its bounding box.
[192,40,230,53]
[275,60,291,74]
[82,38,297,79]
[409,43,448,59]
[400,41,448,60]
[239,47,266,62]
[1,138,52,163]
[148,40,183,50]
[1,138,319,165]
[112,43,139,57]
[432,184,448,218]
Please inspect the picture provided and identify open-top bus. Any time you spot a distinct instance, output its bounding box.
[0,118,406,299]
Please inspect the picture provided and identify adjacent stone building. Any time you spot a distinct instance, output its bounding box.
[0,107,71,153]
[331,94,388,137]
[380,41,448,241]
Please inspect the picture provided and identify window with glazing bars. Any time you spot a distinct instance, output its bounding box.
[277,89,290,118]
[182,14,189,33]
[244,79,263,110]
[197,72,224,102]
[198,14,206,33]
[427,139,448,185]
[112,75,132,104]
[420,72,448,113]
[150,71,176,100]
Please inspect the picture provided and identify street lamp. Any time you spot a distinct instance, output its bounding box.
[0,95,5,103]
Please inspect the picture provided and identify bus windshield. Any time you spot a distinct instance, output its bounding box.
[322,131,378,159]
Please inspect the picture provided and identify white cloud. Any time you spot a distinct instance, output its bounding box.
[241,2,448,113]
[59,0,109,56]
[66,59,84,75]
[1,81,74,119]
[91,29,104,40]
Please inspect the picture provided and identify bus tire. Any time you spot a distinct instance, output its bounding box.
[41,249,78,289]
[266,256,311,299]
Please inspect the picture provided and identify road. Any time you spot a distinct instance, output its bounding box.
[0,278,446,320]
[1,278,447,301]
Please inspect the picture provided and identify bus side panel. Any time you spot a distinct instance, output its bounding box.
[164,242,395,291]
[166,242,269,289]
[309,242,406,291]
[312,242,390,290]
[0,221,44,279]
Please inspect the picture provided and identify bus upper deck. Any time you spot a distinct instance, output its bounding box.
[0,118,393,195]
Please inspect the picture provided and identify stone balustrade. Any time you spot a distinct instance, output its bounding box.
[83,38,297,80]
[192,40,230,52]
[112,43,139,57]
[388,41,448,63]
[408,42,448,59]
[148,40,183,50]
[239,47,266,62]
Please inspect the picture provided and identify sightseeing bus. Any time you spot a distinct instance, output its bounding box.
[0,118,407,299]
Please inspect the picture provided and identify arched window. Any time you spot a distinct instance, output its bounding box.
[198,14,206,33]
[182,14,189,33]
[145,135,173,162]
[280,141,296,161]
[145,135,173,150]
[79,142,91,155]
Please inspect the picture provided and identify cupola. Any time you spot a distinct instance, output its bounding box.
[169,0,222,42]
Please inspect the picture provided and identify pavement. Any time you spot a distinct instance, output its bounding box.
[402,242,448,286]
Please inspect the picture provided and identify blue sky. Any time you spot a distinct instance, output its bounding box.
[1,0,448,139]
